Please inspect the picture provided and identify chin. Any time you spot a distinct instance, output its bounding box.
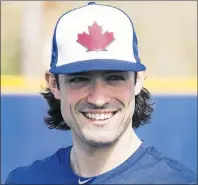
[81,129,120,147]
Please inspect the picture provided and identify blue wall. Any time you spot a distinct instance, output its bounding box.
[1,94,197,183]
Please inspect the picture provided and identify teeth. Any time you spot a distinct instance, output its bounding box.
[84,112,114,120]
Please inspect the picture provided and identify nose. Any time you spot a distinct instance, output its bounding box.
[87,78,111,107]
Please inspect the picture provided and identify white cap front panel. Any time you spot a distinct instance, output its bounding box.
[55,4,136,67]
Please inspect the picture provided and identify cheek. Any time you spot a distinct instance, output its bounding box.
[65,88,87,104]
[118,84,135,103]
[60,88,87,112]
[60,88,88,129]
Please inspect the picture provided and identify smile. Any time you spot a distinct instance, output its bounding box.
[81,112,117,121]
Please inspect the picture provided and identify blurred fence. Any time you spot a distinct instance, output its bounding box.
[1,94,197,183]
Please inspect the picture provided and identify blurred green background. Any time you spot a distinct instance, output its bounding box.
[1,1,197,93]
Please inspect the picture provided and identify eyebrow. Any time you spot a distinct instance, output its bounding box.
[67,71,127,76]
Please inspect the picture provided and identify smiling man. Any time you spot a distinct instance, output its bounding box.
[55,71,140,146]
[6,2,197,184]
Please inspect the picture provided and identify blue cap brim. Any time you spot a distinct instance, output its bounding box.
[49,59,146,74]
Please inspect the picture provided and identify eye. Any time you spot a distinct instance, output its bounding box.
[69,77,90,83]
[106,75,125,81]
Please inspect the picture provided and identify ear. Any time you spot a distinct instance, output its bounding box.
[135,71,146,96]
[45,70,60,100]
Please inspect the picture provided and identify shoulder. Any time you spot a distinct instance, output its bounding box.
[5,147,70,184]
[145,145,197,184]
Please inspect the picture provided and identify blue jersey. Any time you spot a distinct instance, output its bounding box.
[5,142,197,184]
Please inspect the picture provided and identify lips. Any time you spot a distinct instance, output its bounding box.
[81,111,117,121]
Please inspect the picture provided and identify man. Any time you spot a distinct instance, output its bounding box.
[6,2,197,184]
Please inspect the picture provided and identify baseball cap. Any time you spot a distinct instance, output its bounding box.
[49,2,146,74]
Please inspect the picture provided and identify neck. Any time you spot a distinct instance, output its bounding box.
[70,125,142,177]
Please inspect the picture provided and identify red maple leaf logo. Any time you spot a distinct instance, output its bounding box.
[77,22,115,51]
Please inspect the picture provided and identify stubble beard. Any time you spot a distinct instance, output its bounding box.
[68,101,134,149]
[78,113,133,149]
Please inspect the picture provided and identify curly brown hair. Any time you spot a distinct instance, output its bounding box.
[41,74,154,130]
